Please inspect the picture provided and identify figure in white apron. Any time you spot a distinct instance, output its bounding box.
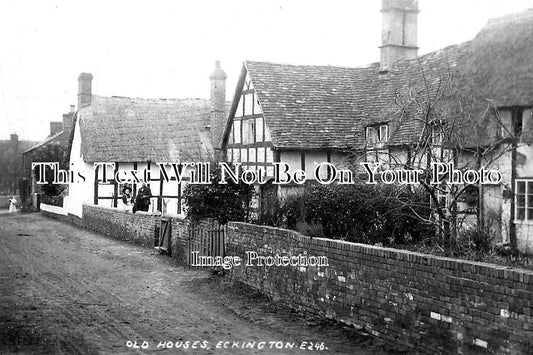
[8,196,17,213]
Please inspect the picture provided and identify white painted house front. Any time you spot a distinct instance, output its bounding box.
[64,63,229,218]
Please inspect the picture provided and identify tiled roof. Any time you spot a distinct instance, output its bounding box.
[79,96,215,162]
[230,9,533,150]
[243,61,375,150]
[244,42,466,149]
[23,130,68,154]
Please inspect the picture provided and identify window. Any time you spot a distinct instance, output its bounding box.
[379,125,388,143]
[516,180,533,221]
[366,124,388,145]
[501,110,526,138]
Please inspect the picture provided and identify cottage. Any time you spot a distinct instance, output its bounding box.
[221,1,533,252]
[22,105,76,197]
[64,61,229,218]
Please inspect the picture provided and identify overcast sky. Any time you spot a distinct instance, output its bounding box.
[1,0,533,141]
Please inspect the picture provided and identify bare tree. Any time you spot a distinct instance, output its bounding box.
[358,64,518,254]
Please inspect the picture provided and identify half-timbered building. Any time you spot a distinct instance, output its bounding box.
[221,2,533,252]
[64,62,228,217]
[221,62,352,200]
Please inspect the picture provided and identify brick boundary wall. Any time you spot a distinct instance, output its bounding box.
[41,206,533,353]
[82,206,194,264]
[226,222,533,354]
[41,205,190,262]
[82,205,159,249]
[42,205,216,265]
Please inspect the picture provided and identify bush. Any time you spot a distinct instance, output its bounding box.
[453,228,493,259]
[32,144,69,204]
[40,192,64,207]
[183,163,255,224]
[267,182,433,246]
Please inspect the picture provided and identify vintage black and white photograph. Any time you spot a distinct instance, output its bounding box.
[1,0,533,354]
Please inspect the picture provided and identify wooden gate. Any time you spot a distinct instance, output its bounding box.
[155,218,171,254]
[186,221,225,268]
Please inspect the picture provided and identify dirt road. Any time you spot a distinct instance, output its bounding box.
[0,213,387,355]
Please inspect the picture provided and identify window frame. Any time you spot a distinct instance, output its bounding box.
[365,124,389,146]
[515,179,533,222]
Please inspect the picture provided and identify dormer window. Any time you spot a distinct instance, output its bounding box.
[366,124,388,145]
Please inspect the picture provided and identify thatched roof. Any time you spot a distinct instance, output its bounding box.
[79,96,215,162]
[461,9,533,108]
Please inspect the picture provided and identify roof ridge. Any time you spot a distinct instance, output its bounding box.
[245,42,469,72]
[245,60,373,71]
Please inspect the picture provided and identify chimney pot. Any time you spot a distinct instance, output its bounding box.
[70,104,75,113]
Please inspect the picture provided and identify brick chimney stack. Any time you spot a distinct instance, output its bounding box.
[379,0,419,72]
[210,60,227,153]
[50,122,63,136]
[78,73,93,109]
[63,105,76,132]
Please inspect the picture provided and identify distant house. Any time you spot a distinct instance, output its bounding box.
[64,62,229,218]
[22,106,76,196]
[0,134,38,195]
[221,2,533,252]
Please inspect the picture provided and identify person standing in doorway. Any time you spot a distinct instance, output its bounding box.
[133,183,152,213]
[121,186,134,212]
